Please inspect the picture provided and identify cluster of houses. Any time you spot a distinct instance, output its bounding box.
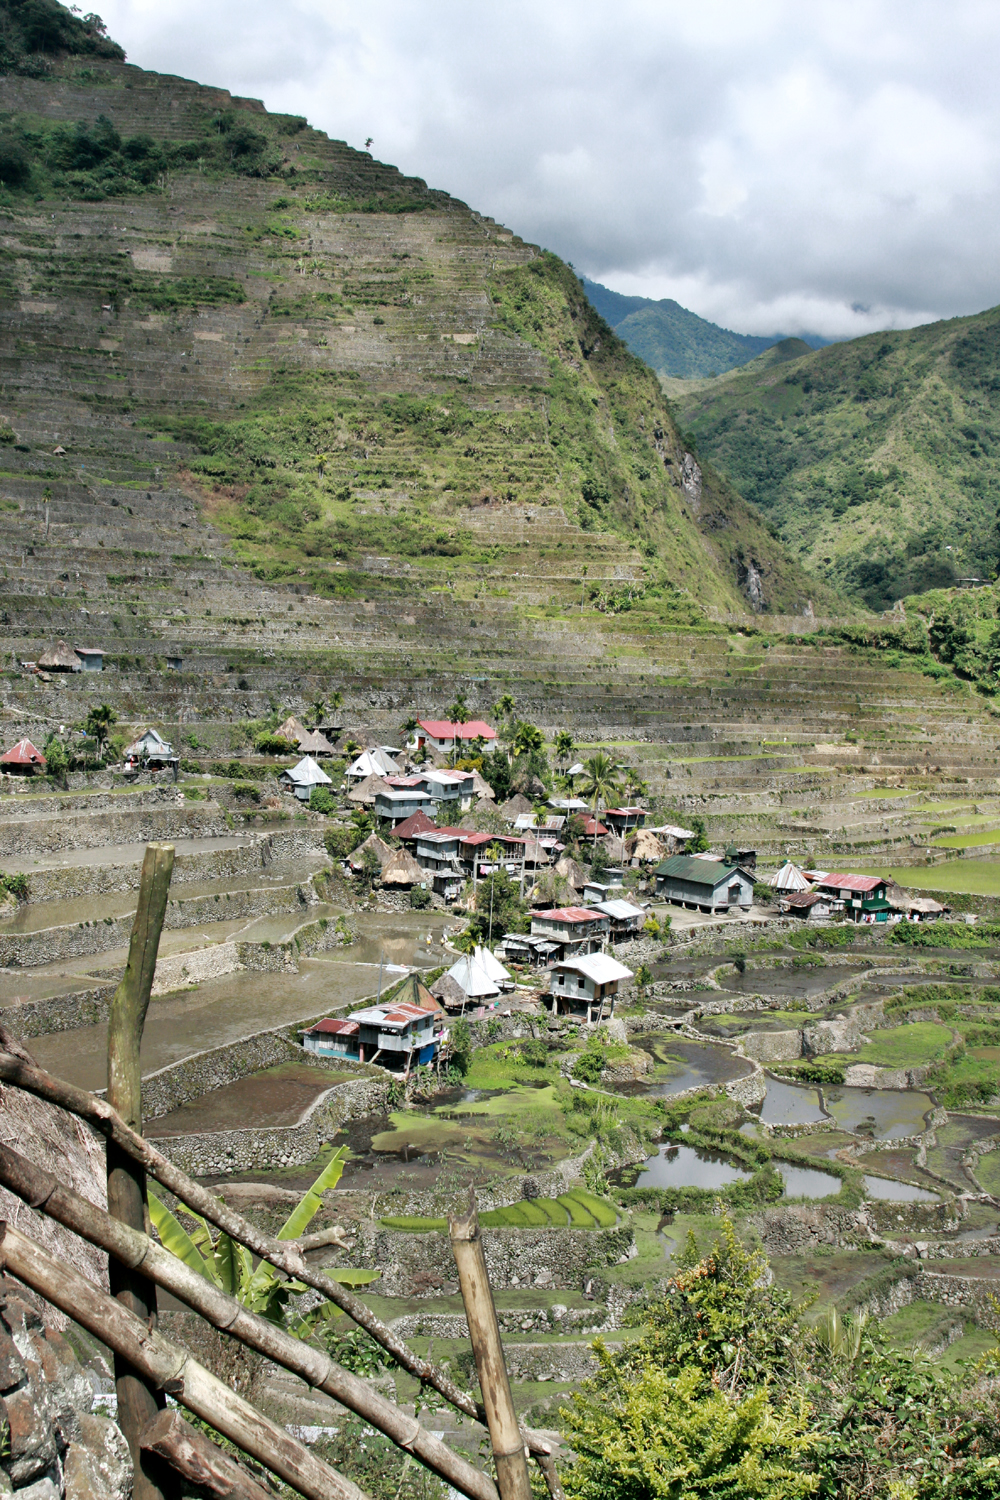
[769,860,947,924]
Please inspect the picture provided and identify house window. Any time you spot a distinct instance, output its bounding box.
[578,976,585,988]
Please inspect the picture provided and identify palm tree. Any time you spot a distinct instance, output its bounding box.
[84,704,117,759]
[578,751,622,851]
[511,720,543,757]
[493,692,515,721]
[447,693,469,724]
[553,730,575,767]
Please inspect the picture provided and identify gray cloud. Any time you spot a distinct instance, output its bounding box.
[99,0,1000,337]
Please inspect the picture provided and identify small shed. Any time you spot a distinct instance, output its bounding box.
[0,738,45,773]
[74,647,103,672]
[298,729,335,757]
[124,729,177,770]
[279,755,332,802]
[548,952,633,1021]
[36,640,80,673]
[779,891,832,921]
[589,898,645,938]
[300,1018,360,1059]
[379,848,426,887]
[442,952,501,1006]
[430,972,470,1010]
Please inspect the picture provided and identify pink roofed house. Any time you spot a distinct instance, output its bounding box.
[412,718,497,753]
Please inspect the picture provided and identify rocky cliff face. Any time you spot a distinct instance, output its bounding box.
[0,1276,130,1500]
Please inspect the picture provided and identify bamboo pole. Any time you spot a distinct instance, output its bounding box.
[0,1222,368,1500]
[449,1197,532,1500]
[0,1140,498,1500]
[140,1410,274,1500]
[106,840,175,1500]
[0,1050,557,1467]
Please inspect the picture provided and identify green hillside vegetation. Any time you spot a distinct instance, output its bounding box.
[582,279,781,379]
[167,249,827,618]
[672,306,1000,609]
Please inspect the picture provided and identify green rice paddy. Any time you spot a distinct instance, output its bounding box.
[857,861,1000,896]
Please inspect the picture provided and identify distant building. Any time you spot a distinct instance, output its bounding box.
[0,738,45,774]
[548,952,633,1021]
[374,785,434,826]
[588,898,646,939]
[297,729,335,757]
[603,807,646,833]
[74,647,103,672]
[655,854,754,913]
[279,754,332,801]
[124,729,177,770]
[813,873,891,923]
[779,891,833,921]
[300,1018,360,1059]
[412,718,496,753]
[346,747,401,781]
[530,906,609,958]
[36,640,81,673]
[347,999,440,1068]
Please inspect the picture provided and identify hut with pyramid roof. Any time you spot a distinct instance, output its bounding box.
[380,848,426,887]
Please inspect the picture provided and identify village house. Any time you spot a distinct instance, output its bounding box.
[0,738,45,774]
[411,718,496,753]
[778,891,833,921]
[279,754,332,802]
[73,647,103,672]
[581,877,625,904]
[374,785,434,826]
[413,830,465,900]
[297,729,335,757]
[300,1018,360,1059]
[346,999,441,1069]
[648,823,695,854]
[124,729,178,771]
[529,906,610,957]
[547,952,633,1022]
[432,947,514,1010]
[813,873,891,923]
[603,807,646,834]
[346,747,401,781]
[588,897,646,939]
[655,854,754,913]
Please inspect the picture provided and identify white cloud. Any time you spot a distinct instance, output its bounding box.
[95,0,1000,338]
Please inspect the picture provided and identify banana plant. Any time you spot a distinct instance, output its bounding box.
[149,1147,378,1327]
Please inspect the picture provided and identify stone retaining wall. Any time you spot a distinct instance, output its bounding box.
[351,1221,635,1297]
[389,1307,608,1339]
[151,1073,393,1175]
[915,1268,1000,1329]
[21,833,278,902]
[135,1026,350,1119]
[0,878,313,967]
[0,803,226,857]
[0,982,116,1038]
[740,1030,803,1063]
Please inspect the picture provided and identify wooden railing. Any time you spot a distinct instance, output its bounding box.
[0,842,562,1500]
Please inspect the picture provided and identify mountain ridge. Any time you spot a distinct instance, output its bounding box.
[582,277,829,381]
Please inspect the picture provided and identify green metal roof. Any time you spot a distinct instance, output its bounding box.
[654,855,750,888]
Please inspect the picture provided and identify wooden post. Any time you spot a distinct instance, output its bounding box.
[106,840,175,1500]
[449,1196,532,1500]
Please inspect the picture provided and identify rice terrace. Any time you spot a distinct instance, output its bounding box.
[4,3,1000,1498]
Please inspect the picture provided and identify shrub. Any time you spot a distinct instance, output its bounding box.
[309,785,335,815]
[409,886,432,909]
[323,825,365,859]
[232,781,260,802]
[254,733,295,756]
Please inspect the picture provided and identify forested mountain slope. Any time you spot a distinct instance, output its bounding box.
[673,305,1000,610]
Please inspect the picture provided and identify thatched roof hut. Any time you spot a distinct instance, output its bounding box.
[430,972,468,1010]
[379,848,425,887]
[298,729,335,756]
[469,770,495,800]
[625,829,667,866]
[519,834,551,867]
[37,640,80,672]
[554,856,589,890]
[348,772,388,806]
[277,715,308,745]
[501,793,534,820]
[529,871,575,908]
[347,832,394,871]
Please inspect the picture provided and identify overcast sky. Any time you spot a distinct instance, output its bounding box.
[97,0,1000,339]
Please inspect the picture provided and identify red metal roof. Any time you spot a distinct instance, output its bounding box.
[0,738,45,766]
[417,718,497,741]
[535,906,606,924]
[385,775,423,787]
[381,1002,430,1024]
[605,807,645,815]
[818,873,885,893]
[580,816,609,837]
[392,810,438,839]
[304,1018,359,1036]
